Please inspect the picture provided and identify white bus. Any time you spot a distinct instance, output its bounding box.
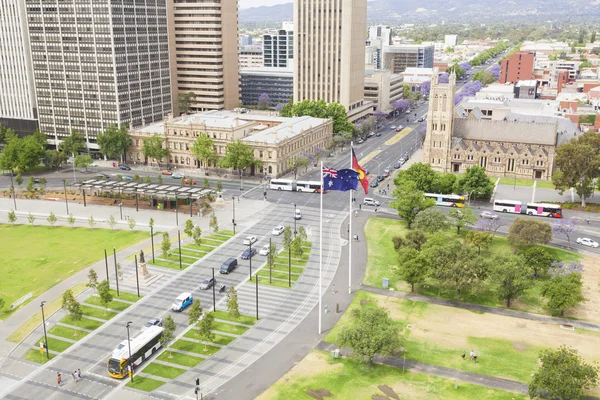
[424,193,465,208]
[493,199,522,214]
[269,179,294,191]
[296,180,324,193]
[525,202,563,218]
[108,326,163,379]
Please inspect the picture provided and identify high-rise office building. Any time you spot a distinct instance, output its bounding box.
[240,34,253,47]
[382,44,434,74]
[263,22,293,68]
[294,0,371,122]
[0,0,38,136]
[366,25,392,69]
[25,0,172,149]
[167,0,239,114]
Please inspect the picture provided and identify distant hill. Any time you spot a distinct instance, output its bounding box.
[240,0,600,24]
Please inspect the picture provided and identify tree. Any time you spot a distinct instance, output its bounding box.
[202,178,210,189]
[128,218,136,230]
[59,129,86,157]
[161,232,171,259]
[190,135,216,174]
[257,92,271,110]
[472,70,495,84]
[413,208,448,233]
[160,315,176,356]
[67,213,76,228]
[394,163,437,192]
[149,218,155,231]
[226,287,241,330]
[592,31,597,43]
[87,269,99,292]
[178,91,196,115]
[267,242,277,276]
[542,272,584,316]
[219,140,261,179]
[338,306,400,364]
[392,230,427,252]
[142,134,169,167]
[16,172,23,187]
[553,132,600,207]
[397,247,430,292]
[391,181,436,229]
[96,124,132,163]
[475,217,503,239]
[97,280,113,316]
[0,297,4,315]
[27,212,36,226]
[116,262,123,281]
[74,155,93,171]
[284,99,352,133]
[465,230,492,254]
[288,157,308,180]
[107,215,117,231]
[298,226,308,243]
[530,346,599,400]
[282,226,293,251]
[455,166,494,200]
[552,217,579,249]
[26,176,35,192]
[184,219,194,237]
[67,300,83,336]
[197,311,215,350]
[192,226,202,246]
[508,218,552,248]
[291,236,304,256]
[188,299,203,335]
[88,215,96,229]
[44,211,57,227]
[61,289,75,312]
[518,245,553,277]
[43,150,67,171]
[419,80,431,97]
[0,132,46,172]
[209,213,219,232]
[490,254,531,307]
[216,181,223,192]
[431,173,456,194]
[448,206,477,235]
[8,210,16,225]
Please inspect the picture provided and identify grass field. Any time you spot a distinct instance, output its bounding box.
[125,376,165,392]
[35,336,73,353]
[170,339,221,356]
[213,310,256,325]
[84,296,131,311]
[157,351,204,368]
[0,224,147,318]
[143,362,186,379]
[48,324,89,340]
[80,305,117,320]
[60,316,104,331]
[212,321,250,335]
[362,218,409,288]
[257,350,527,400]
[498,177,555,189]
[24,348,56,364]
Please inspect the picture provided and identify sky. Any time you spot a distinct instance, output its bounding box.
[239,0,291,9]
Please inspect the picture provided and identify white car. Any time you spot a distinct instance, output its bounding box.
[480,211,499,220]
[259,245,270,256]
[272,226,284,236]
[576,237,599,248]
[243,235,258,245]
[390,125,397,129]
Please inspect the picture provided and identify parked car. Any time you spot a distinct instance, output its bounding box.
[243,235,258,245]
[367,131,375,138]
[393,161,401,169]
[171,292,193,311]
[396,127,403,132]
[96,173,110,179]
[161,170,172,175]
[121,175,133,181]
[294,209,302,220]
[272,226,285,236]
[364,198,381,206]
[199,277,216,290]
[376,175,384,182]
[241,247,257,259]
[480,211,499,220]
[141,318,163,332]
[219,258,238,274]
[369,180,379,188]
[417,117,424,122]
[119,165,131,171]
[184,179,197,185]
[357,138,364,144]
[390,125,397,129]
[172,172,185,179]
[576,237,599,248]
[259,245,270,256]
[375,132,382,137]
[382,168,390,177]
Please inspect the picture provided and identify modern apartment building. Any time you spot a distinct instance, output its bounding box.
[240,67,293,107]
[382,44,434,74]
[0,0,38,136]
[499,51,535,84]
[25,0,172,149]
[294,0,371,123]
[263,22,293,68]
[167,0,239,114]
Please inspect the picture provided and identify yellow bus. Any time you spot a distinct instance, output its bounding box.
[108,326,163,378]
[424,193,465,208]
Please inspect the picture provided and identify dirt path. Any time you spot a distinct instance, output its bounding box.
[569,254,600,323]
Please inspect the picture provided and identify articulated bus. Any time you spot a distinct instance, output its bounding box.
[493,199,522,214]
[424,193,465,208]
[108,326,163,378]
[270,179,325,193]
[493,199,562,218]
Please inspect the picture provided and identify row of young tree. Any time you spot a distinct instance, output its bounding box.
[7,210,138,231]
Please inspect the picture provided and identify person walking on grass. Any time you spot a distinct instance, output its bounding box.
[469,350,474,360]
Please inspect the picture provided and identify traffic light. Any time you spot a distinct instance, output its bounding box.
[196,378,200,386]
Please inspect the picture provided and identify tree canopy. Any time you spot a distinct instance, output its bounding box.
[96,124,132,162]
[279,99,352,133]
[142,134,170,166]
[0,130,46,172]
[455,166,494,200]
[391,181,436,229]
[190,134,217,173]
[508,218,553,248]
[219,140,262,175]
[490,254,531,307]
[59,129,86,156]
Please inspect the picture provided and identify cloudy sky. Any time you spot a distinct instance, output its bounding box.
[239,0,291,9]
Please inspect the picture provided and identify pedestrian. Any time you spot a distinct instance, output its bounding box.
[469,350,474,360]
[461,352,466,360]
[587,218,590,225]
[77,369,82,380]
[473,355,478,363]
[72,372,77,383]
[57,372,62,387]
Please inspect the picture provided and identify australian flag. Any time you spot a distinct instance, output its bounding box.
[323,167,359,191]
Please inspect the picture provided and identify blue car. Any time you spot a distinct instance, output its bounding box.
[241,247,257,260]
[171,292,193,311]
[121,175,133,181]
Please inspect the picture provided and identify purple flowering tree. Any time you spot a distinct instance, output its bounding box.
[459,61,471,72]
[274,103,285,111]
[476,217,503,238]
[257,92,271,110]
[455,80,485,105]
[438,73,449,84]
[372,110,388,126]
[420,81,431,97]
[489,64,501,80]
[548,260,584,278]
[552,217,579,249]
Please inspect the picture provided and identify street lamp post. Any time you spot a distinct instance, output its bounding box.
[178,230,182,270]
[151,226,155,263]
[40,301,49,360]
[288,246,291,288]
[293,203,297,236]
[125,321,133,382]
[113,248,120,296]
[269,237,272,284]
[255,274,259,320]
[248,242,253,281]
[232,196,236,234]
[175,194,179,226]
[9,170,17,210]
[62,180,69,214]
[104,249,110,289]
[134,255,140,297]
[212,268,216,312]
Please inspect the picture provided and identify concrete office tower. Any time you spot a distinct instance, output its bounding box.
[0,0,38,136]
[263,22,293,68]
[167,0,239,114]
[383,44,434,74]
[294,0,371,122]
[367,25,392,69]
[25,0,172,150]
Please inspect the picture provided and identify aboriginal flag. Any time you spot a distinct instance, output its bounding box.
[352,147,368,194]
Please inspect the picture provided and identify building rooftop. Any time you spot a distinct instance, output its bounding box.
[240,66,293,77]
[242,115,328,144]
[515,80,538,87]
[402,67,434,76]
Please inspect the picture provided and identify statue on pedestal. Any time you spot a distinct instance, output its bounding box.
[139,250,145,263]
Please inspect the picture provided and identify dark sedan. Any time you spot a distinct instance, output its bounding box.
[241,247,257,260]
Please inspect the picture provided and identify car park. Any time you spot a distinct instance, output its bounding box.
[259,245,270,256]
[364,197,380,206]
[141,318,163,332]
[243,235,258,245]
[171,292,193,311]
[219,258,238,274]
[119,165,131,171]
[172,172,185,179]
[576,237,599,248]
[480,211,499,220]
[199,277,216,290]
[272,226,284,236]
[241,247,257,259]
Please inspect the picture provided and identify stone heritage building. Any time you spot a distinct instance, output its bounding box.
[423,73,577,180]
[127,110,332,178]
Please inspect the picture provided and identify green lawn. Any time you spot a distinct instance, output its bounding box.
[363,218,409,287]
[259,279,293,289]
[274,256,307,267]
[163,253,193,265]
[84,296,131,311]
[149,259,189,270]
[170,339,221,356]
[498,177,555,189]
[48,325,89,341]
[125,376,165,392]
[157,351,204,368]
[212,321,249,335]
[213,310,256,325]
[260,350,527,400]
[270,264,304,274]
[60,316,104,331]
[35,336,73,353]
[24,348,56,364]
[80,305,117,320]
[0,224,148,318]
[184,330,236,345]
[142,362,186,379]
[257,269,297,281]
[183,243,218,253]
[177,249,205,258]
[108,290,140,302]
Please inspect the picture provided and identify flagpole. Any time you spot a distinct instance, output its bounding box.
[349,143,353,295]
[319,161,323,335]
